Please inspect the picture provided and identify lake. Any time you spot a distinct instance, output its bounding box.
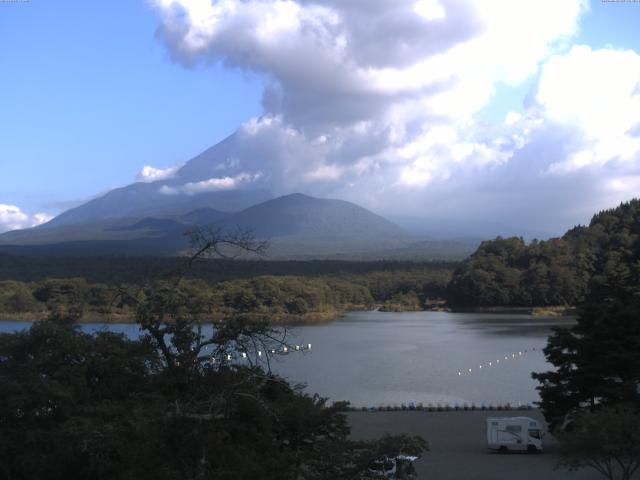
[0,311,574,407]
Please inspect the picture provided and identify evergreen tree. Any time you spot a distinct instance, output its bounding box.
[532,200,640,431]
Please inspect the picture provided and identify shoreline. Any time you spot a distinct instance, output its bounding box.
[449,305,576,317]
[0,304,576,325]
[0,309,353,326]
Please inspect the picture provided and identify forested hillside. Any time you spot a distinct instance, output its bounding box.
[447,199,640,307]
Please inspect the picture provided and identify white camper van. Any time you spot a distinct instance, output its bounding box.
[486,416,543,453]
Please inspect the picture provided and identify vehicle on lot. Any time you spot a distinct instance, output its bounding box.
[486,416,543,453]
[368,455,419,478]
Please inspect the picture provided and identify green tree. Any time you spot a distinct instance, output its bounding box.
[0,227,428,479]
[532,202,640,431]
[555,406,640,480]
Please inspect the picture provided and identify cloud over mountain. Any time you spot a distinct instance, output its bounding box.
[137,165,181,182]
[147,0,640,234]
[0,204,51,233]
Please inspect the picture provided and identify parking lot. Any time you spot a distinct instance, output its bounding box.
[348,410,604,480]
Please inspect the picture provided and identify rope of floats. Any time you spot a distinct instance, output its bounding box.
[457,347,538,377]
[208,343,312,363]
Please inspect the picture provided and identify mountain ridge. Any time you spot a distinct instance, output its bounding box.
[0,193,461,258]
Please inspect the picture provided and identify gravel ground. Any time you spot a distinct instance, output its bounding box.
[348,410,606,480]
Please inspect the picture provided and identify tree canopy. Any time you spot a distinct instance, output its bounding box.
[448,199,640,308]
[556,405,640,480]
[531,201,640,431]
[0,228,427,479]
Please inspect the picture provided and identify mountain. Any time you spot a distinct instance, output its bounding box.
[0,194,433,257]
[2,133,474,258]
[175,208,230,226]
[218,193,403,238]
[44,185,272,229]
[40,134,275,229]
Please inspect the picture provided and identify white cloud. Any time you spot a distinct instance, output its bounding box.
[137,164,181,182]
[153,0,585,123]
[160,172,261,195]
[504,112,522,126]
[32,213,54,226]
[304,164,343,181]
[149,0,640,232]
[538,45,640,174]
[151,0,585,187]
[413,0,446,21]
[0,204,52,233]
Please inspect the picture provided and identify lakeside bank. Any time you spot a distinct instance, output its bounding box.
[0,306,363,325]
[0,302,576,326]
[448,305,576,317]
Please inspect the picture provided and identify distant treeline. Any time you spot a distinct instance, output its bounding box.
[447,199,640,307]
[0,254,456,284]
[0,262,453,322]
[6,199,639,317]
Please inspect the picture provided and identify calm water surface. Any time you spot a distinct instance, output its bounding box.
[0,311,574,407]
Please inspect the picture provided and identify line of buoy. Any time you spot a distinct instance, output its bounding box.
[348,402,536,412]
[457,347,537,377]
[209,343,312,364]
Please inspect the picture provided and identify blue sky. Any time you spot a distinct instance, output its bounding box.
[478,1,640,123]
[0,1,263,210]
[1,0,640,234]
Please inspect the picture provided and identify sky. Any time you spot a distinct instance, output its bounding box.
[1,0,640,236]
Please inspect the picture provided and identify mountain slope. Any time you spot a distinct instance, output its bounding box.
[0,194,420,257]
[218,193,404,238]
[45,184,271,228]
[37,132,279,228]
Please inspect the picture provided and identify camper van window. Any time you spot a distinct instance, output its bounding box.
[505,425,522,433]
[528,429,541,439]
[491,421,498,426]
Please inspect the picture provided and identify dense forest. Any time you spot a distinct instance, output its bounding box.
[447,199,640,308]
[0,263,453,322]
